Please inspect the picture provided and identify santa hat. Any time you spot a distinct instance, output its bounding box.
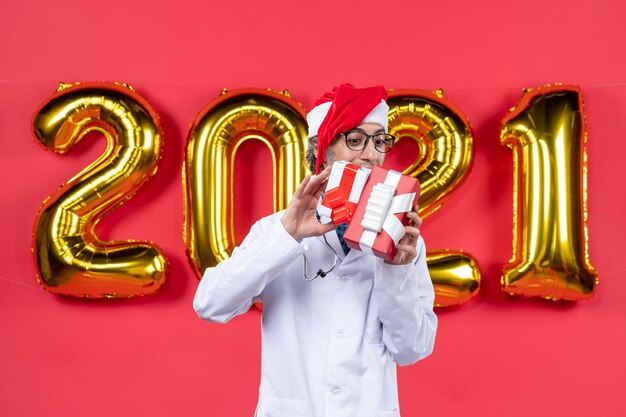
[307,83,389,174]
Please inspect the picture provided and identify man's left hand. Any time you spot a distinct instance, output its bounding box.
[386,205,422,265]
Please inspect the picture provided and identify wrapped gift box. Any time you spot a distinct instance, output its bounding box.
[318,161,371,224]
[344,166,420,261]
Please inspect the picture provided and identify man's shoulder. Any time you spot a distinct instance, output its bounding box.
[247,210,286,234]
[235,210,290,248]
[255,210,285,225]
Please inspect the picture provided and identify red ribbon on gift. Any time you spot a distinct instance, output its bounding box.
[321,163,360,224]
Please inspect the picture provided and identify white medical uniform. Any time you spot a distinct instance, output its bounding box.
[194,211,437,417]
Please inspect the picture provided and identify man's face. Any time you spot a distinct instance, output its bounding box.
[324,123,386,168]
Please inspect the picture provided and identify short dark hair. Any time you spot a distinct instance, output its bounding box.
[305,135,318,173]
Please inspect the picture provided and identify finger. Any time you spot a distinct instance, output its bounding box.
[319,221,338,234]
[306,220,338,238]
[404,225,421,243]
[406,211,422,228]
[394,245,416,263]
[294,175,311,197]
[312,176,329,195]
[304,168,331,195]
[414,214,422,228]
[405,212,416,226]
[313,186,326,200]
[394,227,419,256]
[412,205,422,224]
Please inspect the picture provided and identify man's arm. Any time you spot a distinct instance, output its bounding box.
[194,167,335,323]
[373,204,438,365]
[193,218,302,323]
[374,236,437,365]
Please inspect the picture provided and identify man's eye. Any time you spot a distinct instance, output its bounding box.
[374,139,385,146]
[347,135,364,144]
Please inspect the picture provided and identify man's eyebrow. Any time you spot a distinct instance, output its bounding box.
[351,127,386,134]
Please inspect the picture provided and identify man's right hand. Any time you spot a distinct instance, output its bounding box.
[281,166,337,241]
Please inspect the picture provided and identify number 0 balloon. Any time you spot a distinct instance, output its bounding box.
[183,88,308,276]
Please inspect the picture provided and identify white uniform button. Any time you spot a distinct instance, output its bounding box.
[336,329,345,338]
[331,386,342,395]
[338,275,349,282]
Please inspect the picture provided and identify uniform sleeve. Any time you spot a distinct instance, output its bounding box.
[193,216,303,324]
[373,236,438,366]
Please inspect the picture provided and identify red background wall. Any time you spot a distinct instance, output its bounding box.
[1,1,625,416]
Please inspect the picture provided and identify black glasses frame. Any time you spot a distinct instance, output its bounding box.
[339,129,396,153]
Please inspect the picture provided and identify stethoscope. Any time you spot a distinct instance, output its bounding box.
[302,214,339,281]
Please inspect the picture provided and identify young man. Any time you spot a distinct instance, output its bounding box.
[194,84,437,417]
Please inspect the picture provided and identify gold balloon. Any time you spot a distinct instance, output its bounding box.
[183,88,308,276]
[32,82,168,298]
[387,89,479,306]
[387,89,474,217]
[500,85,598,300]
[426,250,481,307]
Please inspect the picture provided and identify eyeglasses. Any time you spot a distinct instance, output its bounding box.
[339,130,396,153]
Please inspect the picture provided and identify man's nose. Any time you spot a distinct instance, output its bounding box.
[361,138,378,161]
